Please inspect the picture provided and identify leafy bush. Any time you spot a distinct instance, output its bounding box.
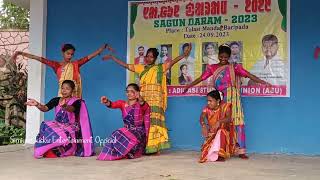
[0,124,25,145]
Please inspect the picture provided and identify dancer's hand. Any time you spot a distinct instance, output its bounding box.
[25,98,39,106]
[15,51,23,55]
[100,96,109,104]
[102,54,114,61]
[105,44,115,53]
[11,51,23,64]
[201,127,208,138]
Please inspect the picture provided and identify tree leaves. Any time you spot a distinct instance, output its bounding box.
[0,2,29,29]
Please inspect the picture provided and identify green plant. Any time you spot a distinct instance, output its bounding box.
[0,2,30,29]
[0,124,25,145]
[0,109,4,124]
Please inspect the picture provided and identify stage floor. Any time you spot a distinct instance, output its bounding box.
[0,145,319,180]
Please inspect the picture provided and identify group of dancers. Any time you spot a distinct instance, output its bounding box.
[16,42,269,162]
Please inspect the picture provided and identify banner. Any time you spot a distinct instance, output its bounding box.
[127,0,289,97]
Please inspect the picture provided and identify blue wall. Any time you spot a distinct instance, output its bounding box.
[45,0,320,154]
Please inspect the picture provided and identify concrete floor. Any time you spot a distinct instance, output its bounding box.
[0,145,320,180]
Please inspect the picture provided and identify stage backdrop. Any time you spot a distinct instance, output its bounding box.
[45,0,320,155]
[127,0,289,97]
